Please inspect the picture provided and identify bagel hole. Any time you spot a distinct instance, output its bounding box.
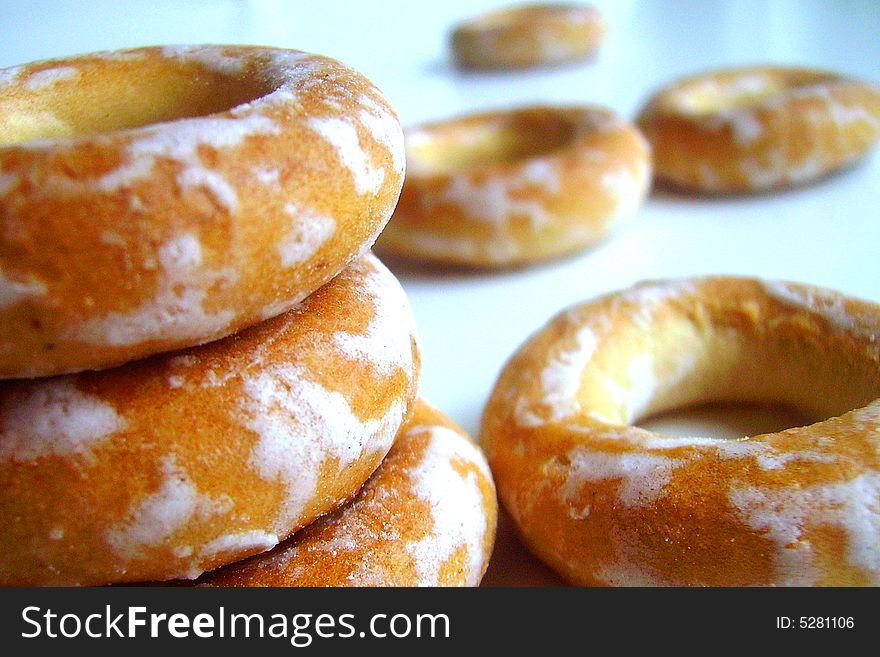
[0,58,275,145]
[582,286,880,438]
[406,110,577,175]
[676,69,838,114]
[637,401,817,440]
[610,335,878,437]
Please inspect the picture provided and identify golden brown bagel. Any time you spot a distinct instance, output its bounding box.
[636,66,880,193]
[0,45,405,377]
[451,4,606,70]
[0,254,419,586]
[377,106,651,267]
[481,277,880,586]
[199,400,497,587]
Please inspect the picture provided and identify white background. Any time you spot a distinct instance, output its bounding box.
[2,0,878,442]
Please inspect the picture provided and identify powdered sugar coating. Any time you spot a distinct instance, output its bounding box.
[331,256,418,374]
[65,233,238,346]
[440,174,551,229]
[697,161,723,190]
[636,432,767,456]
[159,45,247,75]
[616,278,696,330]
[91,50,148,63]
[684,80,770,147]
[252,166,280,187]
[307,116,388,196]
[0,268,46,310]
[95,113,280,211]
[593,536,671,586]
[753,449,839,471]
[0,379,125,463]
[724,109,765,146]
[599,160,649,229]
[198,530,279,561]
[555,426,848,522]
[0,65,23,87]
[405,425,492,586]
[24,66,79,90]
[782,84,880,130]
[738,148,786,187]
[168,354,198,369]
[0,172,17,197]
[516,323,597,428]
[520,158,563,193]
[106,456,232,564]
[616,278,696,308]
[600,165,639,201]
[561,447,684,512]
[730,473,880,585]
[357,94,406,176]
[236,253,416,534]
[278,203,336,268]
[250,421,490,587]
[676,72,780,117]
[737,147,828,188]
[241,362,406,533]
[202,403,493,587]
[515,280,698,429]
[761,280,878,342]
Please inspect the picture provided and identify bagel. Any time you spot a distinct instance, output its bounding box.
[636,66,880,193]
[0,45,405,378]
[481,277,880,586]
[0,254,419,586]
[199,400,497,587]
[450,3,606,70]
[377,106,651,267]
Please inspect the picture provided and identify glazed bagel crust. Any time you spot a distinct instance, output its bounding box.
[636,66,880,193]
[0,254,420,586]
[200,400,497,587]
[451,3,606,70]
[0,45,405,377]
[481,277,880,586]
[378,106,651,267]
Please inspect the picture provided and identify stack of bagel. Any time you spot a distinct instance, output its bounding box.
[0,45,496,586]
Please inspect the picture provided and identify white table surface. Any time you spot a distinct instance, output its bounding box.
[2,0,878,441]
